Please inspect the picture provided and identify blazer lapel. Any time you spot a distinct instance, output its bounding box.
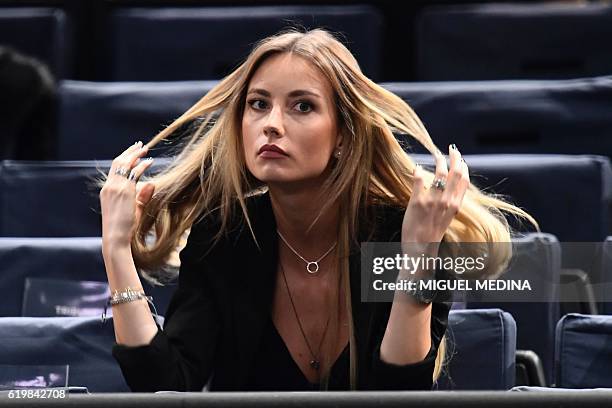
[231,193,279,387]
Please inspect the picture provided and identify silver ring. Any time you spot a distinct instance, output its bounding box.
[128,170,138,182]
[431,178,446,191]
[114,167,129,178]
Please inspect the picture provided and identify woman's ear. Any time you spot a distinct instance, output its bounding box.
[335,131,344,150]
[334,134,343,159]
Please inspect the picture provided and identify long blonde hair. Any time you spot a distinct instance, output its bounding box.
[123,28,537,390]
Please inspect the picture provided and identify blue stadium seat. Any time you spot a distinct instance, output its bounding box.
[555,314,612,388]
[0,7,73,78]
[415,3,612,80]
[0,159,170,237]
[0,316,128,392]
[413,154,612,242]
[382,76,612,161]
[0,237,174,318]
[0,160,108,237]
[440,309,516,390]
[465,233,561,386]
[57,81,215,160]
[99,6,382,81]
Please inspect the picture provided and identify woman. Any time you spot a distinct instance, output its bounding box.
[100,28,535,392]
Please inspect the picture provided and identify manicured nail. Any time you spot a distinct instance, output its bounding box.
[450,144,457,150]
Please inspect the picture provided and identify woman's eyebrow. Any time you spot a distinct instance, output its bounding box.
[246,88,322,98]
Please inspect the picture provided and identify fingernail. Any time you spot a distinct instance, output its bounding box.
[450,144,457,150]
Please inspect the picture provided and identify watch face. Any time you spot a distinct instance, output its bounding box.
[406,287,436,304]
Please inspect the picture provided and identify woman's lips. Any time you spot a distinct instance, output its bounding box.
[259,150,288,159]
[258,144,288,158]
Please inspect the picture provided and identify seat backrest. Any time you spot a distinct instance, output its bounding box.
[439,308,516,390]
[555,313,612,388]
[0,160,108,236]
[382,77,612,162]
[0,237,175,317]
[0,316,128,392]
[464,233,561,386]
[99,5,382,81]
[57,81,216,160]
[412,154,611,242]
[414,3,612,80]
[0,159,171,237]
[0,7,73,78]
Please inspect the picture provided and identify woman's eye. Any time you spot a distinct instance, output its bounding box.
[248,99,267,110]
[294,101,313,113]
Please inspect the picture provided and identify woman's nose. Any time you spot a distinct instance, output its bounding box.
[263,105,284,137]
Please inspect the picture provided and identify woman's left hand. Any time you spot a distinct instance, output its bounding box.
[402,144,470,245]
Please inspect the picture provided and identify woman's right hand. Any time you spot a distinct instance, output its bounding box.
[100,141,156,249]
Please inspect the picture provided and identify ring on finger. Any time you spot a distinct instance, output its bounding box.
[128,169,139,182]
[431,178,446,191]
[114,167,129,178]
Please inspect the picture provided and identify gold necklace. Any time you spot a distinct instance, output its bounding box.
[279,261,330,370]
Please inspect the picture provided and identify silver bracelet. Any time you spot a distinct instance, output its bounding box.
[101,287,159,324]
[109,287,148,305]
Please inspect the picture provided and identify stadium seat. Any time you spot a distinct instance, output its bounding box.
[464,233,561,386]
[439,309,516,390]
[0,7,73,78]
[0,316,128,392]
[555,314,612,388]
[0,159,171,237]
[412,154,612,242]
[0,161,108,237]
[0,237,175,318]
[98,6,382,81]
[415,3,612,80]
[57,81,216,160]
[382,76,612,162]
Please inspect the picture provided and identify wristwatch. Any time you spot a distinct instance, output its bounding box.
[404,279,437,304]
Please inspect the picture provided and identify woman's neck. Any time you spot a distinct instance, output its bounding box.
[268,185,339,261]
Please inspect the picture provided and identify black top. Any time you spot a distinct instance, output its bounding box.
[112,192,450,392]
[245,317,349,391]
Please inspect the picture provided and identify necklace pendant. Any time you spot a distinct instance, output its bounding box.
[306,262,319,274]
[310,360,320,370]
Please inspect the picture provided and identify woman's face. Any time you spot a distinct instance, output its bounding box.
[242,52,340,188]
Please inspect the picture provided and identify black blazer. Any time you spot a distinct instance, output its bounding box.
[112,192,450,392]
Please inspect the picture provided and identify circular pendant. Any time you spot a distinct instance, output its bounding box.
[306,262,319,274]
[310,360,320,370]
